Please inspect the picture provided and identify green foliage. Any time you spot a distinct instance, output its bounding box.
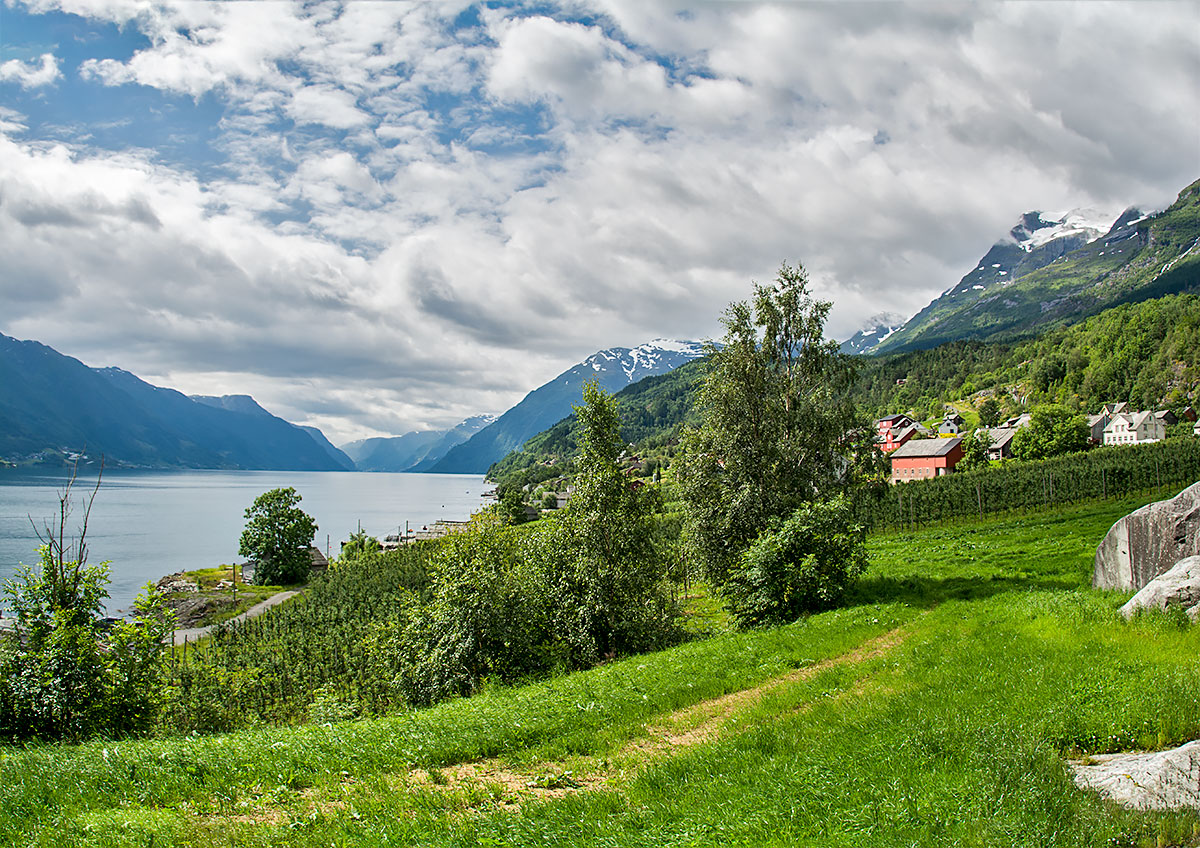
[166,384,678,727]
[1011,404,1090,461]
[337,529,380,562]
[677,263,871,589]
[725,496,868,627]
[166,544,432,730]
[857,293,1200,419]
[0,549,173,741]
[494,485,531,525]
[238,487,318,585]
[557,381,677,661]
[977,397,1001,427]
[956,428,992,472]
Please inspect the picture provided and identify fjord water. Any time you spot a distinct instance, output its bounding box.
[0,469,487,615]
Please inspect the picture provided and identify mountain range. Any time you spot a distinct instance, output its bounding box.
[340,415,495,472]
[0,333,352,470]
[844,179,1200,355]
[427,339,707,474]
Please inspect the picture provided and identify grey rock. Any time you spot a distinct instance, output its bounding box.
[1094,481,1200,591]
[1071,740,1200,810]
[1119,556,1200,619]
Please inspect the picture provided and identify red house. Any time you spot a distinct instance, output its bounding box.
[876,414,916,452]
[889,437,964,483]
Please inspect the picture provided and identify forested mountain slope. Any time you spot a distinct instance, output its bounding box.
[873,178,1200,353]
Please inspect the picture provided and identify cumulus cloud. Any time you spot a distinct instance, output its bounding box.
[0,53,62,88]
[2,0,1198,442]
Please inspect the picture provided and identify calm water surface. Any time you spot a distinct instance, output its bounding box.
[0,469,487,614]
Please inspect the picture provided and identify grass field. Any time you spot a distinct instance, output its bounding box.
[3,492,1198,847]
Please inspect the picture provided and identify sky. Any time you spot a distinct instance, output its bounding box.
[1,0,1198,445]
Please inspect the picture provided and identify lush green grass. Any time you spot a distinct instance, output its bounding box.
[4,492,1199,846]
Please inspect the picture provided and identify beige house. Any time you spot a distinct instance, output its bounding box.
[1103,411,1165,446]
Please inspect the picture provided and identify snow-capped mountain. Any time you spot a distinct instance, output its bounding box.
[429,339,706,474]
[583,339,707,383]
[839,312,907,355]
[868,204,1152,355]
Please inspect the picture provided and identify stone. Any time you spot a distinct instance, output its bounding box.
[1119,556,1200,619]
[1093,481,1200,591]
[1071,740,1200,810]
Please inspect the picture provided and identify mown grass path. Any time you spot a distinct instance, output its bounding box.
[3,492,1199,847]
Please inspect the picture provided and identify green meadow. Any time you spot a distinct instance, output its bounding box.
[3,492,1198,847]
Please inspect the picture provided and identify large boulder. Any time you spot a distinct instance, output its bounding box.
[1071,740,1200,810]
[1093,481,1200,591]
[1118,556,1200,620]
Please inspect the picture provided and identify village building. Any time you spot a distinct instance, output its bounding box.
[986,427,1017,461]
[1087,412,1111,444]
[876,414,915,450]
[938,412,965,436]
[1155,409,1179,427]
[889,437,964,483]
[1101,401,1129,416]
[1103,411,1166,446]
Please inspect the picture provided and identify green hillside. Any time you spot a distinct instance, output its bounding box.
[491,293,1200,489]
[876,178,1200,353]
[487,356,708,488]
[7,495,1198,846]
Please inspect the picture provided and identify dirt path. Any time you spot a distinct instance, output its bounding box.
[169,590,301,646]
[407,622,917,802]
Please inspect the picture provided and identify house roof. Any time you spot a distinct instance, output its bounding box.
[878,414,912,425]
[889,437,963,459]
[987,427,1016,449]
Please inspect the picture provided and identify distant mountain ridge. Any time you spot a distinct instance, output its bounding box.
[340,415,495,472]
[0,333,349,470]
[847,178,1200,355]
[429,339,707,474]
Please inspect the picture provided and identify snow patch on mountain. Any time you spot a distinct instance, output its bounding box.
[1006,207,1117,252]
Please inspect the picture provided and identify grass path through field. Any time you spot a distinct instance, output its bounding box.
[408,620,921,805]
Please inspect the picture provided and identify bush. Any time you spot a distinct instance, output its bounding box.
[0,549,174,741]
[724,496,868,628]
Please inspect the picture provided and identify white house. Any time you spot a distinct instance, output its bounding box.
[1103,411,1165,446]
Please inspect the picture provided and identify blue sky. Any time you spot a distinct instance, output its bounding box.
[1,0,1198,443]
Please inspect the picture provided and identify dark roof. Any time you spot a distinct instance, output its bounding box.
[889,437,962,459]
[878,414,911,424]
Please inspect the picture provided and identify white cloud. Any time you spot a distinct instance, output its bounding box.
[286,85,371,130]
[0,53,62,88]
[3,0,1198,442]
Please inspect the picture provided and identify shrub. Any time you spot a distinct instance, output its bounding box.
[724,496,868,627]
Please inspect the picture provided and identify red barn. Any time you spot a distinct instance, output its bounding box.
[889,437,964,483]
